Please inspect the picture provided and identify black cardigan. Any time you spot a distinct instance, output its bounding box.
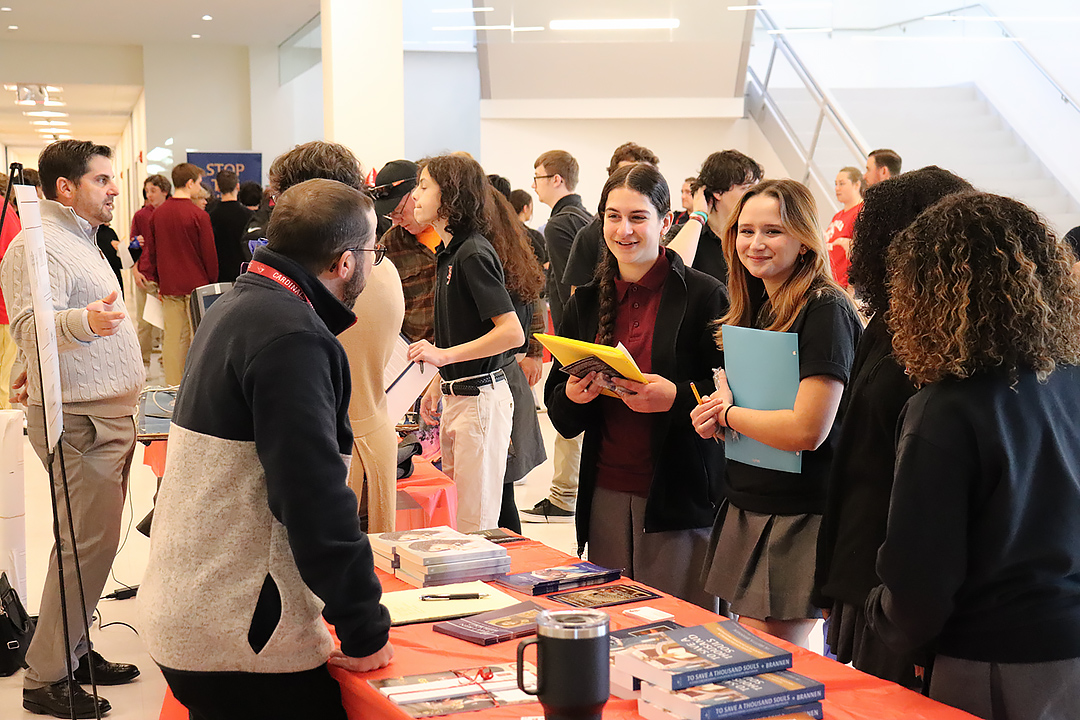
[544,249,728,553]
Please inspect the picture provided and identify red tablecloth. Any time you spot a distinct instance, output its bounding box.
[161,537,976,720]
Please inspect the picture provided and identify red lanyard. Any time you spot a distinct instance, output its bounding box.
[247,261,313,308]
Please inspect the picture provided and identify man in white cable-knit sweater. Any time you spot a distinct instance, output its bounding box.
[0,140,145,719]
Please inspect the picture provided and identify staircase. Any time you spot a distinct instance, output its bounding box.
[764,83,1080,236]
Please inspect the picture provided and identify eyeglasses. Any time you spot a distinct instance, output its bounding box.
[347,244,387,265]
[532,174,556,182]
[369,177,416,200]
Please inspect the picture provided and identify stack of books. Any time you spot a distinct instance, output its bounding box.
[611,621,825,720]
[368,526,464,573]
[492,561,621,595]
[393,532,511,588]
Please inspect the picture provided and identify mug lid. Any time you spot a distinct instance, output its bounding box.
[536,609,609,639]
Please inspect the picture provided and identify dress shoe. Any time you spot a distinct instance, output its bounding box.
[23,679,111,718]
[73,649,140,686]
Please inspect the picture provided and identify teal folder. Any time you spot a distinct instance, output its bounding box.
[721,325,802,474]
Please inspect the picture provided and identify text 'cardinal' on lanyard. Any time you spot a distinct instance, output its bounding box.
[246,261,314,309]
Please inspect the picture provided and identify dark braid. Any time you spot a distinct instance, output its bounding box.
[594,245,621,345]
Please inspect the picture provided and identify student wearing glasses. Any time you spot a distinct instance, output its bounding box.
[407,155,526,533]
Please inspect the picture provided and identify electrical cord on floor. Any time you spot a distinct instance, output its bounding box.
[107,460,139,593]
[92,608,139,636]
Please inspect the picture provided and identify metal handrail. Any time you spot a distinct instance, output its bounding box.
[824,3,1080,118]
[753,8,870,163]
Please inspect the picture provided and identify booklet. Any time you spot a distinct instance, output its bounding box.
[432,600,544,646]
[370,662,537,718]
[466,528,530,545]
[535,333,647,397]
[639,670,824,720]
[720,325,802,474]
[492,562,621,595]
[612,620,793,691]
[610,621,686,695]
[384,333,439,425]
[547,583,661,609]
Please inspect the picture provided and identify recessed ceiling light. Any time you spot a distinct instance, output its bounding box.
[24,110,68,117]
[31,120,69,126]
[432,6,494,12]
[7,25,17,30]
[202,14,212,21]
[0,8,11,12]
[191,34,201,38]
[549,18,680,31]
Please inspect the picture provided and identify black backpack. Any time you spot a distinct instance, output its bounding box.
[0,572,35,676]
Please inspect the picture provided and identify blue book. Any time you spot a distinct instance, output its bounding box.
[491,561,621,595]
[720,325,801,474]
[639,670,825,720]
[612,621,793,691]
[638,698,823,720]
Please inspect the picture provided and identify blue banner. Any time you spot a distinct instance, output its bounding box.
[186,152,262,193]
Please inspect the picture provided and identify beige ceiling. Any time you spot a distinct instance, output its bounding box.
[0,1,319,152]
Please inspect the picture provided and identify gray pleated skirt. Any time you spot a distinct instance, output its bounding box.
[702,500,823,621]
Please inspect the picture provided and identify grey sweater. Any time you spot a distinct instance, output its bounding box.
[0,200,144,415]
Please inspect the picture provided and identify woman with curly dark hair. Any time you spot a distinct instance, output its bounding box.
[407,154,526,532]
[866,192,1080,720]
[690,179,862,647]
[814,167,971,687]
[545,163,727,610]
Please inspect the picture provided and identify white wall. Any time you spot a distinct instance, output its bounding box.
[142,44,253,171]
[249,45,324,184]
[481,117,793,227]
[404,51,481,161]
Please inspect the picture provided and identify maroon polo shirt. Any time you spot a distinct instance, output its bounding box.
[139,197,217,296]
[130,202,154,243]
[594,251,670,497]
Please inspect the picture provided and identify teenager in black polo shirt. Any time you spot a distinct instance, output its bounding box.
[691,180,862,648]
[407,155,525,532]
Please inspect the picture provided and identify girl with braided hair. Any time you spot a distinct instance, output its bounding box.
[544,163,727,610]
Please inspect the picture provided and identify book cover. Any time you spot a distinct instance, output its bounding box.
[396,536,508,567]
[637,698,823,720]
[370,663,537,718]
[369,526,466,566]
[492,562,621,595]
[640,671,824,720]
[466,528,529,545]
[613,621,793,691]
[535,333,647,397]
[381,581,519,625]
[609,621,685,693]
[547,583,660,608]
[398,554,512,577]
[720,325,802,474]
[431,600,544,645]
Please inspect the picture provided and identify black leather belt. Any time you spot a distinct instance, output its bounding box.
[441,369,507,396]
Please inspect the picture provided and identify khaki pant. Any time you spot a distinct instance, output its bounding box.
[440,380,513,532]
[24,411,136,688]
[547,433,582,512]
[161,294,192,386]
[0,323,16,410]
[133,281,161,366]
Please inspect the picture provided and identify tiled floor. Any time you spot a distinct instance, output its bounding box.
[0,361,820,719]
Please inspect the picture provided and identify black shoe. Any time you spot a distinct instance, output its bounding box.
[23,680,111,718]
[73,649,140,686]
[520,498,575,523]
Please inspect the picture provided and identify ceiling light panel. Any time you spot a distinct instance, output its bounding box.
[549,18,680,31]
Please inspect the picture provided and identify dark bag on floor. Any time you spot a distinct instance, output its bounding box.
[0,571,35,676]
[397,432,422,479]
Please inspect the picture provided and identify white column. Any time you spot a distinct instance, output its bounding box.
[322,0,405,171]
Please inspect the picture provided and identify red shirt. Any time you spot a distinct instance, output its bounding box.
[824,202,861,288]
[130,202,155,244]
[595,251,669,496]
[0,201,23,324]
[140,197,217,296]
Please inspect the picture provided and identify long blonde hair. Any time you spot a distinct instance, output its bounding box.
[716,179,845,348]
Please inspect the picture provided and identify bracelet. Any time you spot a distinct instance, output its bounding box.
[689,211,708,226]
[723,403,735,429]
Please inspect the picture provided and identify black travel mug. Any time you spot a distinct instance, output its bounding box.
[517,609,610,720]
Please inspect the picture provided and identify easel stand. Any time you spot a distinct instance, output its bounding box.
[4,163,103,719]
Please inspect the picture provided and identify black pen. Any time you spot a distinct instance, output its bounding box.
[419,593,488,601]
